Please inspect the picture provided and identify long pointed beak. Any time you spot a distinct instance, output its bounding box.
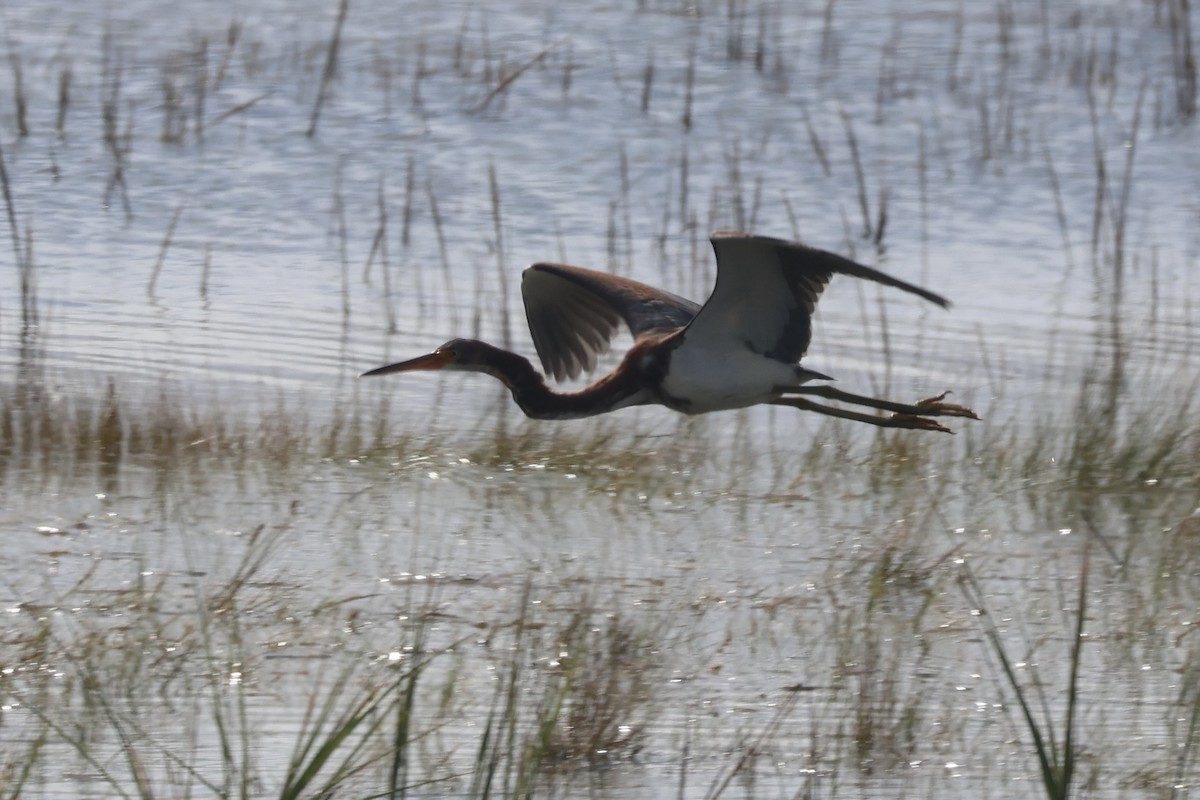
[360,350,453,377]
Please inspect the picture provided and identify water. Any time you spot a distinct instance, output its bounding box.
[1,0,1198,797]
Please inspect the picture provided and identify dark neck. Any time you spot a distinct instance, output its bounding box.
[474,345,649,420]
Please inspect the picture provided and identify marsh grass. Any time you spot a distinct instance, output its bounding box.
[703,690,804,799]
[0,379,415,495]
[6,48,29,138]
[533,606,656,767]
[5,312,1194,518]
[825,528,950,774]
[958,544,1090,800]
[1165,0,1197,120]
[1173,655,1200,795]
[306,0,350,138]
[2,359,1198,796]
[0,485,672,798]
[0,136,37,334]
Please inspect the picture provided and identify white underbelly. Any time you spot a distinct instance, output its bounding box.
[660,346,800,414]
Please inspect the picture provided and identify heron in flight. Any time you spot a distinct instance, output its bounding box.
[363,232,977,432]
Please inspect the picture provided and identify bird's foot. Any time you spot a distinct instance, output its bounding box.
[914,391,980,420]
[889,413,955,434]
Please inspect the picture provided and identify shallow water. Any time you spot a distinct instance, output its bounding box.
[2,0,1198,797]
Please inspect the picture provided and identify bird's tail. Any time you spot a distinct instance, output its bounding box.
[795,365,833,383]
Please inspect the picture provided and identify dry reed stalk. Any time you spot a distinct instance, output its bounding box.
[307,0,350,138]
[147,204,184,297]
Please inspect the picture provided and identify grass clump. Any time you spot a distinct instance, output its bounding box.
[0,541,670,799]
[958,544,1091,800]
[535,608,654,767]
[469,585,661,797]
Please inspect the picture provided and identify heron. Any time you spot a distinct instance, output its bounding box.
[362,232,977,432]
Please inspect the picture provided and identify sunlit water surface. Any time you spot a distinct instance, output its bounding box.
[1,0,1198,797]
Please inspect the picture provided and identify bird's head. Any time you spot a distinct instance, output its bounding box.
[361,339,511,377]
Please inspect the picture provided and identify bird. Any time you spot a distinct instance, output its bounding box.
[362,232,977,432]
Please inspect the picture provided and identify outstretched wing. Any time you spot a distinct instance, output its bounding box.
[682,232,949,363]
[521,263,701,382]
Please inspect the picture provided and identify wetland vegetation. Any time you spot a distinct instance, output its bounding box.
[1,0,1198,798]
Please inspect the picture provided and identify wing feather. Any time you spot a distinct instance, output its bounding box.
[683,232,949,364]
[521,263,701,382]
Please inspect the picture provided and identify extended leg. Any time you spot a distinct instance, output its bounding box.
[785,385,978,419]
[771,397,955,433]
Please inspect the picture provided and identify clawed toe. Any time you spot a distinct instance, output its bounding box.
[915,391,980,420]
[890,414,955,434]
